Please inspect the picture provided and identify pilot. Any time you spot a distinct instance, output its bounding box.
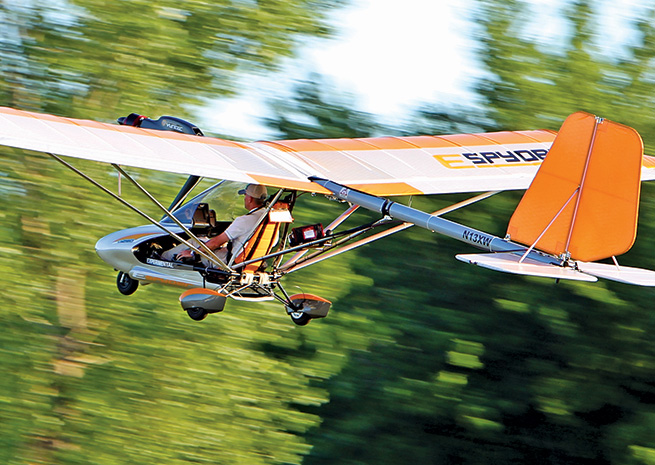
[163,184,268,265]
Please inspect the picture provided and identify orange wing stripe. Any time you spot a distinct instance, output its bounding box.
[270,130,556,152]
[643,154,655,168]
[348,182,423,196]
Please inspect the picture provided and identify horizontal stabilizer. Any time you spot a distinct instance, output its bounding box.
[456,253,597,282]
[575,262,655,286]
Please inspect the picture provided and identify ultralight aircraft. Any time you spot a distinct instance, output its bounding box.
[1,107,654,325]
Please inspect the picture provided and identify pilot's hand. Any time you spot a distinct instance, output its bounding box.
[176,249,193,259]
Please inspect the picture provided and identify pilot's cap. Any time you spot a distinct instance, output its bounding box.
[238,184,267,201]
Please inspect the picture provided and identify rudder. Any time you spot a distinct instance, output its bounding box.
[506,112,643,262]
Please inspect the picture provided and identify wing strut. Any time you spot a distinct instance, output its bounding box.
[309,177,558,262]
[280,204,360,270]
[168,175,202,213]
[49,154,231,271]
[280,191,500,274]
[111,164,230,271]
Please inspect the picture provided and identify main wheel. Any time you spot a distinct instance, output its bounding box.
[289,311,310,326]
[116,272,139,295]
[186,307,208,321]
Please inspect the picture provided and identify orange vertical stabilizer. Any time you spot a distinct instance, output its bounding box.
[507,112,643,262]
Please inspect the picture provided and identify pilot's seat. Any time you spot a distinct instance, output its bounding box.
[232,202,293,272]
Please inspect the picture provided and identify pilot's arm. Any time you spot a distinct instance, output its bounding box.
[176,231,229,259]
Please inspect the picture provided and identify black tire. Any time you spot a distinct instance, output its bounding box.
[289,311,311,326]
[116,272,139,295]
[187,307,208,321]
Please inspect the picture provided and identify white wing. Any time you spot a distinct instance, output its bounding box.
[1,106,653,195]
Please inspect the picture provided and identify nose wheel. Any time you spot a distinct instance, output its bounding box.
[116,271,139,295]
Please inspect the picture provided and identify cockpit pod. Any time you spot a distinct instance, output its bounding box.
[94,181,248,293]
[160,180,246,228]
[95,224,164,274]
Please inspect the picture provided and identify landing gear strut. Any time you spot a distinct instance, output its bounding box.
[283,293,332,326]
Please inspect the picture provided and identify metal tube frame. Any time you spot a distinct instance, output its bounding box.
[233,214,387,271]
[309,177,563,268]
[234,191,501,275]
[281,191,502,274]
[281,204,360,269]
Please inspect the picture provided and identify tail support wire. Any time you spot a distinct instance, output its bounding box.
[518,116,602,265]
[518,187,579,264]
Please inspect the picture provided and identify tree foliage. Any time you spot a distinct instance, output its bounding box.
[0,0,343,119]
[474,0,655,144]
[0,1,354,464]
[275,1,655,463]
[3,0,655,464]
[265,76,380,139]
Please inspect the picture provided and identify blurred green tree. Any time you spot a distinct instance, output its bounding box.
[265,75,380,139]
[0,0,343,119]
[0,1,359,464]
[283,1,655,464]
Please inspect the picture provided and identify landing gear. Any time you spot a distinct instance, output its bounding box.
[284,293,332,326]
[117,271,139,295]
[179,288,227,322]
[186,307,208,321]
[289,310,311,326]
